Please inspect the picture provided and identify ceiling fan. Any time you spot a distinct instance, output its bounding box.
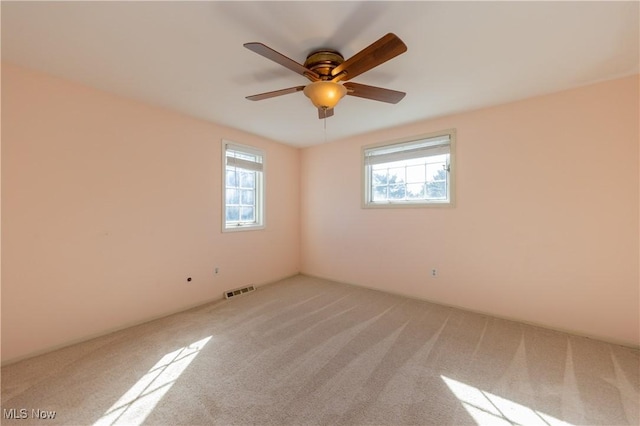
[244,33,408,119]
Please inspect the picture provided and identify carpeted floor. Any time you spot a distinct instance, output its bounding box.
[1,275,638,425]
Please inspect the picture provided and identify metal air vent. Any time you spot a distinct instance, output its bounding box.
[224,285,256,299]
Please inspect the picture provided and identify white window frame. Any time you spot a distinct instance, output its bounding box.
[222,141,265,232]
[362,129,456,208]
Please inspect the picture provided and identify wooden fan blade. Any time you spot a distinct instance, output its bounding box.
[244,42,320,82]
[318,108,334,119]
[344,82,406,104]
[331,33,407,82]
[246,86,305,101]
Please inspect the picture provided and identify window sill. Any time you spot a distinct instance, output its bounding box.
[363,200,454,209]
[223,224,265,233]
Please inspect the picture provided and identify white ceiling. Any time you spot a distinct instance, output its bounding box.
[2,1,638,147]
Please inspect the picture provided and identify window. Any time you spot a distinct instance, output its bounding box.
[363,130,455,207]
[223,142,265,231]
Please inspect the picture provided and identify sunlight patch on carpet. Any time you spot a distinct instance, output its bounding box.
[93,336,212,426]
[441,375,574,426]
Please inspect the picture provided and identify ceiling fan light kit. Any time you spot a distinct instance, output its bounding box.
[244,33,407,119]
[303,81,347,109]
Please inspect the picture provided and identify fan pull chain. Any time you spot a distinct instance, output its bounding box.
[323,108,327,143]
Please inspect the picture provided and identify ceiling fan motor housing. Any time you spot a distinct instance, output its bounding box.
[304,50,344,79]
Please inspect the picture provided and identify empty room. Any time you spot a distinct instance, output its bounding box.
[1,1,638,425]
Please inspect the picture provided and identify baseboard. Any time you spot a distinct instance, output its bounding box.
[1,272,300,367]
[300,273,640,350]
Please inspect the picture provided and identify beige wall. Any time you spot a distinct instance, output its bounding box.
[1,64,300,363]
[301,75,639,347]
[2,63,638,364]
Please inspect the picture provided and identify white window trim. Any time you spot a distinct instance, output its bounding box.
[362,129,456,208]
[222,140,266,232]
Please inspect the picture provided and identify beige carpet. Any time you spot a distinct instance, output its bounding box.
[1,275,638,425]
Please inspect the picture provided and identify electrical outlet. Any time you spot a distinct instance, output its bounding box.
[214,267,219,275]
[431,269,437,277]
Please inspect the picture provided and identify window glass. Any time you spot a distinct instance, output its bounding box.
[223,142,265,230]
[363,131,454,207]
